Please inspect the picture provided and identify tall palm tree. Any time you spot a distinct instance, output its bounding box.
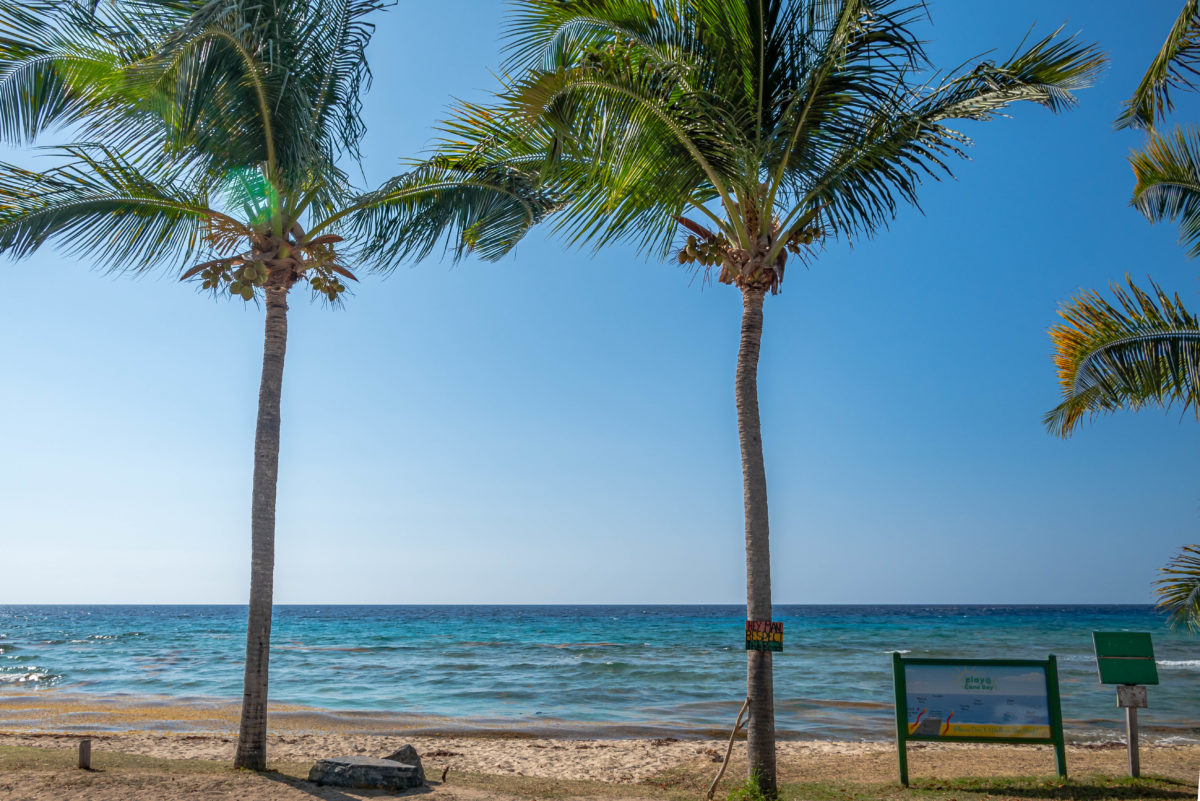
[0,0,555,771]
[492,1,1103,792]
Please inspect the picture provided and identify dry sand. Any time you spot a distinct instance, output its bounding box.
[4,729,1200,783]
[1,692,1197,800]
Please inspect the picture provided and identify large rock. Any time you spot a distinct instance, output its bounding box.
[383,745,426,782]
[307,756,425,791]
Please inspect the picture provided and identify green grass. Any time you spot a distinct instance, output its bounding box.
[779,776,1196,801]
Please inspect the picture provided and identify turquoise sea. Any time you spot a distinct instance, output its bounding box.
[0,605,1196,742]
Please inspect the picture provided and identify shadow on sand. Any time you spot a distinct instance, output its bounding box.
[262,771,437,800]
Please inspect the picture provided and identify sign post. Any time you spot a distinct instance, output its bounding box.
[891,653,1067,786]
[1092,632,1158,779]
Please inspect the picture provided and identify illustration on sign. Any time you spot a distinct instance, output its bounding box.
[904,664,1050,739]
[745,620,782,651]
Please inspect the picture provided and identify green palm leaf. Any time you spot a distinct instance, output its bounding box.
[0,144,238,270]
[1155,544,1200,631]
[337,105,564,266]
[0,0,187,151]
[1117,0,1200,130]
[1130,124,1200,258]
[1045,277,1200,437]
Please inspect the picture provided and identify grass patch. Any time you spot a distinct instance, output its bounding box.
[780,775,1196,801]
[445,771,660,799]
[0,744,311,779]
[1,744,228,774]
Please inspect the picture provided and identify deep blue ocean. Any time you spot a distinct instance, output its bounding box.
[0,605,1196,742]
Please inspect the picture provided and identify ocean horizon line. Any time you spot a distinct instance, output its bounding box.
[0,602,1165,608]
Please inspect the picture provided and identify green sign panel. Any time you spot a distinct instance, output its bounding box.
[745,620,782,651]
[1093,632,1158,686]
[892,653,1066,786]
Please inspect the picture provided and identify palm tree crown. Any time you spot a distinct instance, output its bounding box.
[502,0,1103,281]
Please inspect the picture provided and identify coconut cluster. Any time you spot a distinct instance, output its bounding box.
[184,231,353,302]
[676,233,728,266]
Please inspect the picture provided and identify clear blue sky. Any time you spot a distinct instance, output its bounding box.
[1,1,1196,605]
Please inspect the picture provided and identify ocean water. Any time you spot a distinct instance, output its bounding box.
[0,605,1196,742]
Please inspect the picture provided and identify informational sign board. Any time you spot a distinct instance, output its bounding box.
[744,621,782,651]
[892,653,1066,785]
[1093,632,1158,686]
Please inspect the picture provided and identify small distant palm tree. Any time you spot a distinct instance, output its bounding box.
[493,1,1103,792]
[0,0,554,771]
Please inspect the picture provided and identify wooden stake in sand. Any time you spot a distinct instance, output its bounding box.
[1116,685,1147,778]
[77,739,91,770]
[706,698,749,801]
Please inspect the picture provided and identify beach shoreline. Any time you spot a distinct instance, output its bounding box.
[2,689,1197,744]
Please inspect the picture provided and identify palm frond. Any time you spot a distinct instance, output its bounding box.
[1117,0,1200,130]
[0,0,178,148]
[0,143,238,272]
[93,0,384,193]
[1155,544,1200,632]
[331,114,563,267]
[1130,124,1200,258]
[797,27,1104,244]
[516,51,745,253]
[1044,277,1200,437]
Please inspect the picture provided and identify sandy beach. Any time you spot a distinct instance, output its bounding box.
[1,692,1198,800]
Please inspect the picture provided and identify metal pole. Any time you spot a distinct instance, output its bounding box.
[1126,706,1140,778]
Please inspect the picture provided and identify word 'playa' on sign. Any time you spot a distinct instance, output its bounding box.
[745,620,783,651]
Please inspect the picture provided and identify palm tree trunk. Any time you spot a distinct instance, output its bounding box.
[234,284,289,771]
[737,286,776,796]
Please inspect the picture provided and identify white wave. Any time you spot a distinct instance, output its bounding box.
[1157,659,1200,668]
[0,671,51,684]
[1153,734,1200,745]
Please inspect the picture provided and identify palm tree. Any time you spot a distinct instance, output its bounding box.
[492,1,1103,792]
[0,0,555,771]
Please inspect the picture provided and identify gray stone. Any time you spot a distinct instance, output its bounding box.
[383,745,426,782]
[307,756,425,790]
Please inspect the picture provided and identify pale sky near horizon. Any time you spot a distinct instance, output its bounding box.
[1,1,1197,605]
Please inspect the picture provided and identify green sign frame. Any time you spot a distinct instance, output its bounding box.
[891,653,1067,786]
[1093,632,1158,686]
